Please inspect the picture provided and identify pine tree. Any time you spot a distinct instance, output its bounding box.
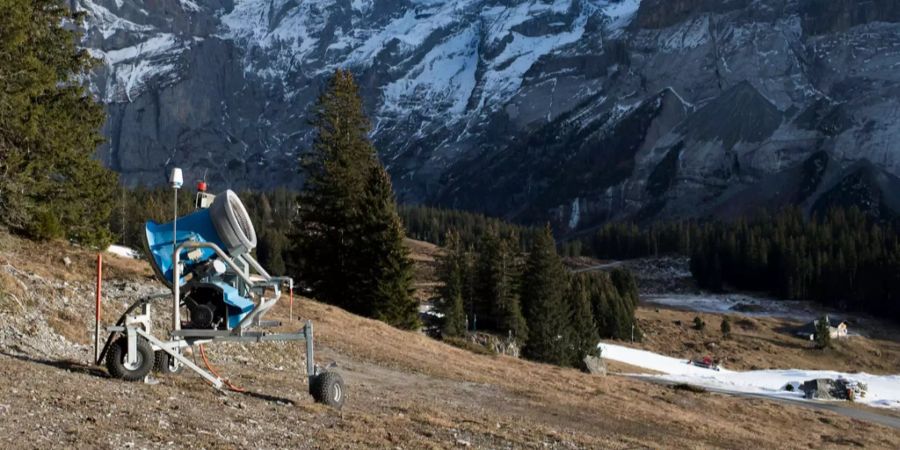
[436,231,468,336]
[474,230,527,339]
[588,276,613,336]
[444,290,467,337]
[720,316,732,338]
[566,274,599,367]
[520,225,569,365]
[0,0,117,246]
[289,69,417,328]
[815,315,832,349]
[257,230,287,275]
[358,166,419,329]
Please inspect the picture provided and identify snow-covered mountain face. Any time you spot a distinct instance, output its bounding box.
[77,0,900,231]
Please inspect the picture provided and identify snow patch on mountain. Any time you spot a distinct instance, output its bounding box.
[382,27,478,116]
[597,0,641,34]
[90,33,187,102]
[77,0,154,39]
[482,0,574,44]
[659,16,710,51]
[220,0,333,79]
[347,2,474,67]
[480,10,589,107]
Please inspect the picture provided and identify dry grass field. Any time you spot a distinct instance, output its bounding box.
[1,233,899,448]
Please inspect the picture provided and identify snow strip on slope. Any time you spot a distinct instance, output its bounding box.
[599,342,900,409]
[107,245,140,259]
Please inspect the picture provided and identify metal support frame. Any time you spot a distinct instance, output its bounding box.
[108,315,318,389]
[135,328,224,389]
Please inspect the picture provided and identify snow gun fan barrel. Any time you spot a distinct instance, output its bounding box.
[144,189,257,287]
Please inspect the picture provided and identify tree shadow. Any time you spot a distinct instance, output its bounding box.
[0,350,107,378]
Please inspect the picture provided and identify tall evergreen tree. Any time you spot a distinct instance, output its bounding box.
[358,165,419,329]
[289,69,417,328]
[520,225,569,365]
[436,231,468,336]
[815,315,832,349]
[474,230,527,339]
[566,274,600,366]
[0,0,116,246]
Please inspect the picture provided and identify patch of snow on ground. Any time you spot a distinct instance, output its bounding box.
[599,343,900,409]
[107,245,140,259]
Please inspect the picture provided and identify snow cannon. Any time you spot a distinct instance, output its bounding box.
[144,189,257,288]
[143,189,260,330]
[97,175,345,409]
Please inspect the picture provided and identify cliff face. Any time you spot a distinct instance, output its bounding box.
[800,0,900,35]
[77,0,900,230]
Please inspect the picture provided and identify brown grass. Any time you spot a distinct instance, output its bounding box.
[1,232,899,448]
[634,308,900,375]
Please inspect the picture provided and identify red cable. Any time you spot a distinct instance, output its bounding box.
[198,344,246,393]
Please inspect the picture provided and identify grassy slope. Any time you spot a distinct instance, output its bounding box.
[1,233,899,448]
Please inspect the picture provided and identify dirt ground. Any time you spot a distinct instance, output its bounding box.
[2,233,900,448]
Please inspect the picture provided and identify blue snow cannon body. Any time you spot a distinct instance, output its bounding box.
[143,190,258,329]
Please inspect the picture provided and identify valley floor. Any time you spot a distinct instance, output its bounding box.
[2,234,900,448]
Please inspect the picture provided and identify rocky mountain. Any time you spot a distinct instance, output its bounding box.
[75,0,900,232]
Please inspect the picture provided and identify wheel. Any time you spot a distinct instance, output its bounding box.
[106,336,154,381]
[310,371,345,409]
[154,350,184,375]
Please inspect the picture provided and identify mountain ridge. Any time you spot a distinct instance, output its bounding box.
[76,0,900,230]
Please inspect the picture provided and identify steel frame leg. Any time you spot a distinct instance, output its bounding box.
[135,329,224,389]
[126,327,138,366]
[305,320,316,379]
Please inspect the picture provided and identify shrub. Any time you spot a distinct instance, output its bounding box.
[720,316,732,337]
[693,316,705,330]
[28,209,63,241]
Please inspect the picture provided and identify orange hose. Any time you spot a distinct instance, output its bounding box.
[198,344,246,393]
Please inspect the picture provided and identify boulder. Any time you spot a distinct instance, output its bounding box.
[801,379,838,400]
[800,378,867,400]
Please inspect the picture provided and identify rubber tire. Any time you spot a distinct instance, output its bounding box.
[154,350,184,375]
[310,371,345,409]
[106,337,154,381]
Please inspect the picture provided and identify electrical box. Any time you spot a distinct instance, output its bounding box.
[196,192,216,209]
